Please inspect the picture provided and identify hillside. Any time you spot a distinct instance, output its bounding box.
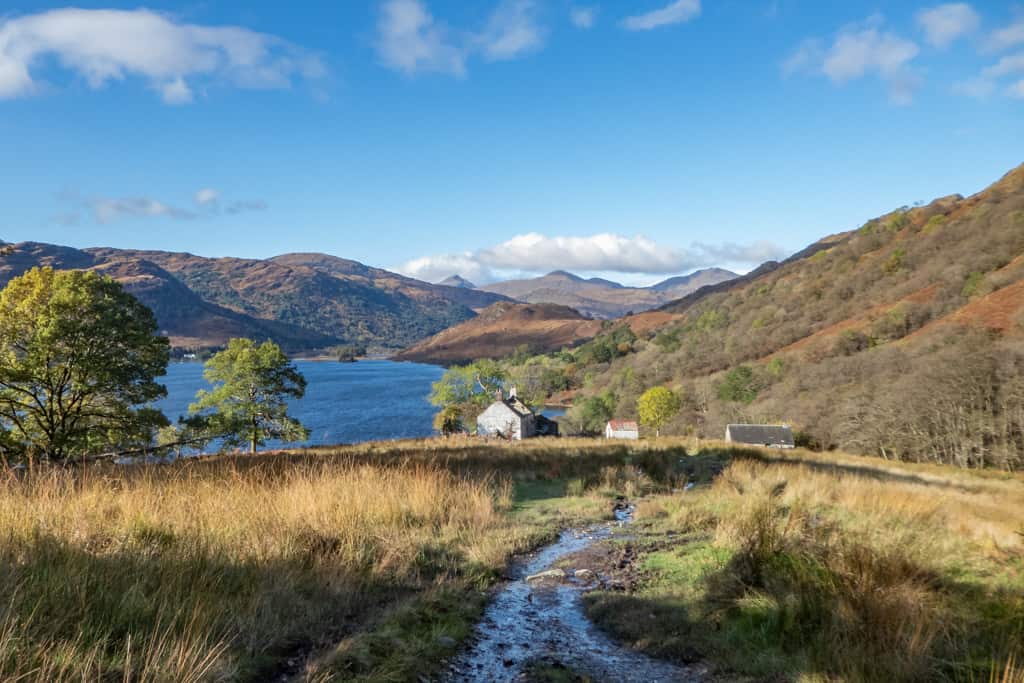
[0,244,497,352]
[499,163,1024,468]
[394,301,603,365]
[268,253,507,311]
[90,259,338,350]
[479,268,736,318]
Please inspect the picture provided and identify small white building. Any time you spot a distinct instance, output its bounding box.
[477,387,536,440]
[605,420,639,440]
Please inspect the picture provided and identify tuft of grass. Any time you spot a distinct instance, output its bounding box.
[586,446,1024,682]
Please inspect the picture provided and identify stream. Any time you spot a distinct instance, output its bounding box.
[443,507,702,682]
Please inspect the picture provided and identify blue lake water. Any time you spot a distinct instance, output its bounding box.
[155,359,445,449]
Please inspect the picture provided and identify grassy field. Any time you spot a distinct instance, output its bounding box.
[584,444,1024,682]
[0,437,684,682]
[1,438,1021,682]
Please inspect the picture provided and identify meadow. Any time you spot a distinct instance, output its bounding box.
[0,438,1021,682]
[0,438,674,682]
[585,444,1024,682]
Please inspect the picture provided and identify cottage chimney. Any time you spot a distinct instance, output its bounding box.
[509,386,518,399]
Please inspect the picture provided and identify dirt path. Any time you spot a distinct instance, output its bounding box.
[442,508,703,682]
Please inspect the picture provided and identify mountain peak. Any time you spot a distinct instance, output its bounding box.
[439,274,477,289]
[546,270,583,280]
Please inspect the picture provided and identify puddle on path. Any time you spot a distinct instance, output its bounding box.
[443,508,702,683]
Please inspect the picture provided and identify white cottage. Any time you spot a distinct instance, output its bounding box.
[477,387,536,440]
[605,420,639,440]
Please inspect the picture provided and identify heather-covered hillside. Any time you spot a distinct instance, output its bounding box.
[500,163,1024,468]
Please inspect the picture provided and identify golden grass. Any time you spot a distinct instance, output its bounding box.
[0,455,537,681]
[0,437,691,681]
[601,444,1024,682]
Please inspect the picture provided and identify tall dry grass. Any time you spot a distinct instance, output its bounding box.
[0,456,532,681]
[627,446,1024,681]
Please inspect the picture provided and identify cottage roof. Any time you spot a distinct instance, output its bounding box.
[727,424,794,447]
[504,397,533,417]
[607,420,639,431]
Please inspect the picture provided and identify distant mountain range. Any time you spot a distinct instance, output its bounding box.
[0,244,510,353]
[0,239,741,356]
[475,268,737,318]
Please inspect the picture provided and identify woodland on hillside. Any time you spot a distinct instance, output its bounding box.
[499,166,1024,469]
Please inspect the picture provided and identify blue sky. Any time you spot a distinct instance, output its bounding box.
[1,1,1022,285]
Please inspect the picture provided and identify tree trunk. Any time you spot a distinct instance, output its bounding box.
[251,416,257,454]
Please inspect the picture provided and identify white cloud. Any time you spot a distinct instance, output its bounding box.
[915,4,980,48]
[1008,79,1024,98]
[0,8,325,103]
[398,232,787,284]
[622,0,701,31]
[570,7,598,30]
[981,53,1024,79]
[692,241,790,265]
[476,1,543,61]
[224,199,268,214]
[375,0,543,76]
[784,17,921,104]
[376,0,466,76]
[93,197,196,224]
[952,75,995,97]
[57,188,266,224]
[159,77,193,104]
[400,253,494,284]
[953,52,1024,99]
[194,188,220,206]
[988,20,1024,52]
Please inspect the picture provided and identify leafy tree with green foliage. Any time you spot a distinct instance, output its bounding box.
[637,386,681,437]
[428,359,507,430]
[433,405,464,436]
[188,338,308,453]
[576,390,617,434]
[717,365,760,404]
[429,360,506,410]
[0,267,170,461]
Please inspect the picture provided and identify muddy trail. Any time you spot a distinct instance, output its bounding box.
[442,506,703,683]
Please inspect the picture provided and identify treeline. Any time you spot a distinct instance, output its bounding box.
[0,267,308,463]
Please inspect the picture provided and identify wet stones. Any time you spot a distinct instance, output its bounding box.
[525,568,566,583]
[573,568,597,583]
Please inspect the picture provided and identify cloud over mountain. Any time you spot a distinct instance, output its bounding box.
[398,232,787,283]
